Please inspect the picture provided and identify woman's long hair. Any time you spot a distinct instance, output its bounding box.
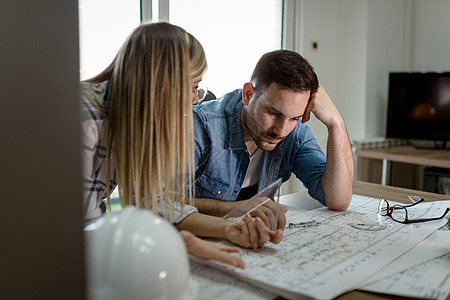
[86,22,202,220]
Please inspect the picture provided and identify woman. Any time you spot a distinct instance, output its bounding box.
[80,22,280,266]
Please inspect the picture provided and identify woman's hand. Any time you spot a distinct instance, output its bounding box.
[224,214,283,249]
[180,230,245,269]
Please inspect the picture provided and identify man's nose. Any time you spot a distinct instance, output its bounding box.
[272,119,290,138]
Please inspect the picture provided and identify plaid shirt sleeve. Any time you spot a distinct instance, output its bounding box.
[80,82,113,223]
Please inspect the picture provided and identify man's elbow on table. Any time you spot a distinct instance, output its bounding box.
[324,193,352,211]
[327,200,350,211]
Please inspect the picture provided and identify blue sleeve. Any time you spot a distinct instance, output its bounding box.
[292,125,326,205]
[192,107,210,177]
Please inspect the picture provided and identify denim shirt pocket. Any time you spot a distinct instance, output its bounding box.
[195,171,232,201]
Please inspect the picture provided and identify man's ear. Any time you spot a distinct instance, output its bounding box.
[242,82,255,106]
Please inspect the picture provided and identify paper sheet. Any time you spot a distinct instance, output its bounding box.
[359,231,450,300]
[190,259,276,300]
[194,195,449,299]
[362,253,450,300]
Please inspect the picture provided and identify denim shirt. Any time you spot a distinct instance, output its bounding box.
[193,89,327,206]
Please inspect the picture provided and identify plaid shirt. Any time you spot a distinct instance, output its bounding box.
[80,81,197,224]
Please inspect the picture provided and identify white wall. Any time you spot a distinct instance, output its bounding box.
[365,0,406,138]
[298,0,339,150]
[297,0,450,147]
[296,0,406,148]
[336,0,369,142]
[282,0,450,194]
[411,0,450,70]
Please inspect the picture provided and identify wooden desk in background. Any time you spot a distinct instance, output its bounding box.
[353,180,450,203]
[354,146,450,185]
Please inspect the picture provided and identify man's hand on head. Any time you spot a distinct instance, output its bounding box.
[302,85,344,128]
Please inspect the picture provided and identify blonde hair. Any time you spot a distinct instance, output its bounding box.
[86,22,203,220]
[188,33,207,80]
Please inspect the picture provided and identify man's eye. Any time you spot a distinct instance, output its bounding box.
[268,109,279,116]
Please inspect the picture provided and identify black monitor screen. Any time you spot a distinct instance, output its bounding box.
[386,72,450,141]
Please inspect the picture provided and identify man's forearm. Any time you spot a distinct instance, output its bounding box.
[193,197,241,217]
[322,120,354,211]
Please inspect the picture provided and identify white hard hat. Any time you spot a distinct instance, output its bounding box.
[84,206,198,300]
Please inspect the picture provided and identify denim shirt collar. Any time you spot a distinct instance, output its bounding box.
[225,90,247,151]
[225,90,288,154]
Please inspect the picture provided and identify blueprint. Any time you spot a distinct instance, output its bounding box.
[193,195,450,299]
[362,252,450,300]
[360,231,450,300]
[190,259,276,300]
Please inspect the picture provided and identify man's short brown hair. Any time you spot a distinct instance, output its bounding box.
[250,50,319,99]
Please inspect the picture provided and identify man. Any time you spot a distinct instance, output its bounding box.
[193,50,354,229]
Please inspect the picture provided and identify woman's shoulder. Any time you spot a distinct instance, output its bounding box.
[80,81,110,120]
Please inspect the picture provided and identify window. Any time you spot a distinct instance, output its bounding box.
[79,0,283,92]
[169,0,283,97]
[78,0,140,80]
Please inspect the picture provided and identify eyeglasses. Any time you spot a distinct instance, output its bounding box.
[192,85,208,105]
[378,198,450,224]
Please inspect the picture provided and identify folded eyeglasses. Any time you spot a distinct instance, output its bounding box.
[377,197,450,224]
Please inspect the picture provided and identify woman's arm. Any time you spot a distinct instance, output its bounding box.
[179,230,245,269]
[175,212,283,249]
